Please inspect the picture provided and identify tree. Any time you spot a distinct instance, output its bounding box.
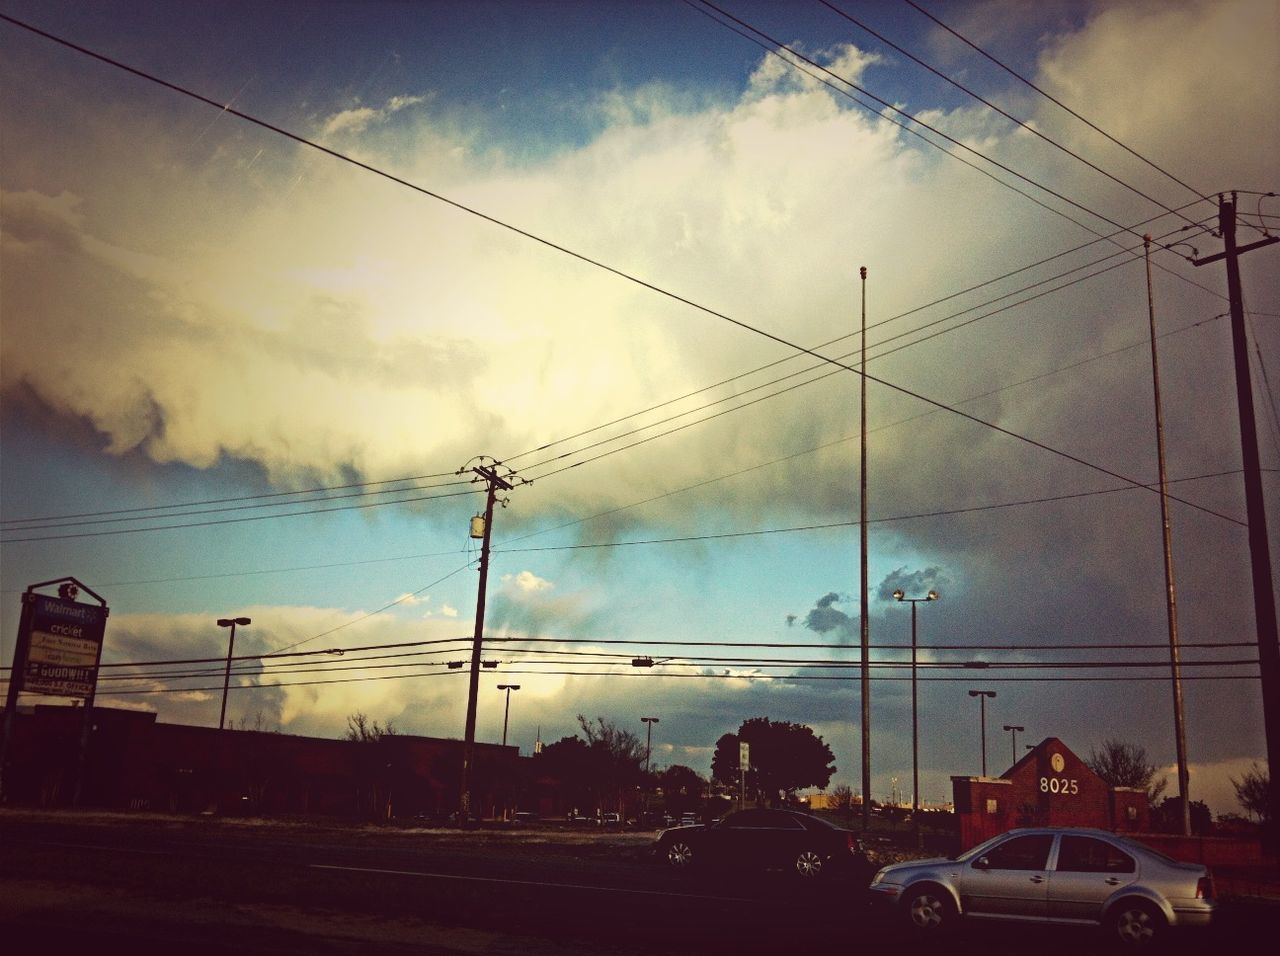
[658,765,705,812]
[710,717,836,806]
[1155,796,1211,835]
[1085,738,1167,807]
[575,715,646,813]
[1231,762,1270,823]
[344,711,397,742]
[342,712,399,820]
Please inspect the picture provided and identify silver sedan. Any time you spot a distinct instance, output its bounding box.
[868,827,1214,947]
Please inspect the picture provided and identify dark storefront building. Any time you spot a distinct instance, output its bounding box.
[1,704,521,819]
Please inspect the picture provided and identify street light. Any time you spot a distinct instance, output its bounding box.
[968,690,997,776]
[1003,724,1024,766]
[497,684,520,747]
[893,588,937,849]
[641,717,660,775]
[216,617,251,731]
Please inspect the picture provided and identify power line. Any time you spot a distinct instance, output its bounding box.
[816,0,1201,228]
[897,0,1208,203]
[693,0,1175,242]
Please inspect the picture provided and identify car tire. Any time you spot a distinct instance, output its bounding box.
[903,885,954,933]
[1108,899,1165,948]
[666,839,695,870]
[795,849,825,879]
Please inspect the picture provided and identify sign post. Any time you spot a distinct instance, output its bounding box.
[0,578,109,804]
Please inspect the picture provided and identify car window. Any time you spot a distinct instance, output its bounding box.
[723,810,767,828]
[1056,836,1135,874]
[981,834,1053,871]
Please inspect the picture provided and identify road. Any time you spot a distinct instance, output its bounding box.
[0,811,1270,953]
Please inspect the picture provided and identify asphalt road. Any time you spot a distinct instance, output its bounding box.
[0,811,1271,953]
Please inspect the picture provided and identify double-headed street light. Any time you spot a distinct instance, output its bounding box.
[217,617,251,731]
[968,690,997,776]
[497,684,520,748]
[641,716,660,775]
[1003,724,1025,766]
[893,588,937,849]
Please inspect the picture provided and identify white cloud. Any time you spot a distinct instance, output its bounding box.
[319,93,428,138]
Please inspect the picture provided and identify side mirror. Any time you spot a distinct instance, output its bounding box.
[973,856,991,870]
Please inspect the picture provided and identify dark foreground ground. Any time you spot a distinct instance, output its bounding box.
[1,809,1275,954]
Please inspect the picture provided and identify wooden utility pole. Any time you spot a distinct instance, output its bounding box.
[1193,193,1279,845]
[458,460,514,823]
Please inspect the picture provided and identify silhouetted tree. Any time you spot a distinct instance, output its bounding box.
[658,765,705,811]
[343,712,398,820]
[711,717,835,806]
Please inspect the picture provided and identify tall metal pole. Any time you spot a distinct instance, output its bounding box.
[642,716,659,775]
[217,617,250,731]
[1144,235,1191,836]
[910,601,919,847]
[1003,725,1023,767]
[859,265,871,829]
[498,684,519,748]
[969,690,995,776]
[460,463,512,823]
[1193,194,1280,847]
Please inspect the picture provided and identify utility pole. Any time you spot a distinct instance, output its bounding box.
[1143,235,1190,836]
[859,264,872,830]
[1192,193,1279,847]
[458,459,516,824]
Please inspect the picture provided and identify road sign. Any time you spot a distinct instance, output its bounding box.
[21,593,108,698]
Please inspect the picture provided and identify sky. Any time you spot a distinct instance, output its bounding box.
[1,0,1277,817]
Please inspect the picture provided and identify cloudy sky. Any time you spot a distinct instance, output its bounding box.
[2,0,1277,816]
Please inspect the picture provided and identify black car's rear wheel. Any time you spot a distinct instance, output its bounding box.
[794,849,825,878]
[666,839,695,869]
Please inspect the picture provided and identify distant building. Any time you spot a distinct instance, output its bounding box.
[951,736,1148,850]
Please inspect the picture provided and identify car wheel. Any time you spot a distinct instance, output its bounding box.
[1109,899,1164,948]
[795,849,825,878]
[666,840,695,870]
[903,886,953,932]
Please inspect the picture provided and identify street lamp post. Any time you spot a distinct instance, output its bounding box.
[1003,724,1024,767]
[217,617,251,731]
[893,588,937,849]
[497,684,520,747]
[641,717,660,775]
[968,690,996,776]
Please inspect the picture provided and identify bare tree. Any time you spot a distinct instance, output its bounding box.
[1086,738,1167,806]
[344,711,397,742]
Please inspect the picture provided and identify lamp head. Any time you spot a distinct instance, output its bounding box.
[926,590,938,601]
[892,589,905,601]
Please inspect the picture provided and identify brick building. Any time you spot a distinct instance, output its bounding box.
[952,736,1148,850]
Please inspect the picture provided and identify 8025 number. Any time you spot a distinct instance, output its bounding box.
[1040,776,1078,795]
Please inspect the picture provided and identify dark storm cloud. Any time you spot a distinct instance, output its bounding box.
[803,591,854,635]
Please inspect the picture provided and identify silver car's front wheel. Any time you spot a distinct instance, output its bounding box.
[666,840,694,869]
[904,887,951,931]
[1110,900,1164,947]
[795,849,824,878]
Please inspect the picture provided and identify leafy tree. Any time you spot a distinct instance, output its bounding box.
[710,717,836,806]
[575,715,646,812]
[1231,762,1270,823]
[1085,738,1167,807]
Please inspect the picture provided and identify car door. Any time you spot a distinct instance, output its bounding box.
[953,833,1053,919]
[1048,834,1137,922]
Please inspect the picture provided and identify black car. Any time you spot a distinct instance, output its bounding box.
[654,808,866,879]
